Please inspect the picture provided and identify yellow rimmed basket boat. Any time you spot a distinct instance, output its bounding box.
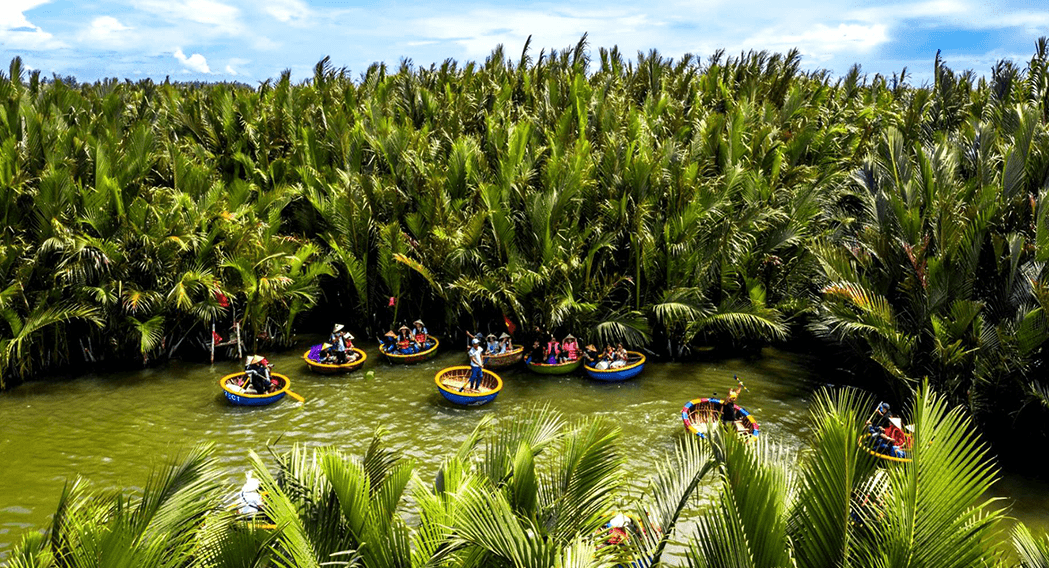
[380,336,439,363]
[220,372,292,406]
[482,345,525,369]
[302,345,367,374]
[681,397,760,439]
[584,352,646,381]
[435,366,503,406]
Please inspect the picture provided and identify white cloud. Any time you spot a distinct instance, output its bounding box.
[1,0,65,50]
[79,16,132,46]
[174,48,211,73]
[138,0,242,34]
[225,64,237,75]
[263,0,311,24]
[747,22,890,61]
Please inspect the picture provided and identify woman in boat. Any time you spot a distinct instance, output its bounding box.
[486,333,501,355]
[561,335,579,361]
[529,339,544,364]
[869,426,905,459]
[413,320,430,348]
[498,332,513,353]
[342,331,359,362]
[594,345,614,370]
[610,343,628,368]
[237,471,263,516]
[397,326,416,354]
[545,334,561,364]
[582,344,600,365]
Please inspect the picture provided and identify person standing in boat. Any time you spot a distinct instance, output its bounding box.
[462,338,485,391]
[330,324,348,364]
[720,388,741,424]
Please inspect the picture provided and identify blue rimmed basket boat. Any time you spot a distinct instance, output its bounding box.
[858,415,913,463]
[220,372,291,406]
[302,345,367,374]
[525,356,584,375]
[380,336,439,364]
[482,345,525,369]
[435,366,503,406]
[584,352,646,381]
[681,397,760,439]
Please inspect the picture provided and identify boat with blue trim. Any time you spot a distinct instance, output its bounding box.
[435,366,503,406]
[681,397,760,438]
[584,352,646,381]
[220,372,292,406]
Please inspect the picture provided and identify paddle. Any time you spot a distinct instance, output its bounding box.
[734,374,749,393]
[286,390,305,403]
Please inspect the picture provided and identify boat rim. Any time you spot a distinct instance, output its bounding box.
[382,335,439,358]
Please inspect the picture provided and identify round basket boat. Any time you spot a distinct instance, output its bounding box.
[220,372,291,406]
[584,352,646,381]
[380,336,439,364]
[302,345,367,374]
[482,346,525,369]
[858,435,913,463]
[525,356,584,375]
[435,366,503,406]
[681,397,760,439]
[858,418,913,463]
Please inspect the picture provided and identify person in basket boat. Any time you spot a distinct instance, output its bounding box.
[869,425,906,459]
[396,325,417,354]
[561,335,579,361]
[528,339,545,364]
[381,330,397,353]
[329,324,348,364]
[485,333,501,355]
[610,343,629,368]
[462,338,485,392]
[242,355,276,394]
[720,388,742,424]
[412,320,431,348]
[592,345,615,370]
[867,402,893,431]
[237,471,263,516]
[498,332,513,354]
[545,334,561,364]
[582,344,600,365]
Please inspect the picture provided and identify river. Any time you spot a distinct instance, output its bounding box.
[1,342,1047,559]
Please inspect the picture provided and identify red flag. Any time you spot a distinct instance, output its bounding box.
[503,314,516,335]
[212,331,224,344]
[388,296,397,307]
[215,289,229,307]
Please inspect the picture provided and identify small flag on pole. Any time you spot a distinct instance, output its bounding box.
[503,314,516,335]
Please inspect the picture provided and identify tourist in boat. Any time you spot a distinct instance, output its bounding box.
[582,343,600,365]
[244,355,274,394]
[870,426,905,458]
[397,326,416,354]
[545,334,561,364]
[462,338,485,391]
[498,332,513,353]
[486,333,501,355]
[529,339,544,363]
[609,343,628,368]
[342,332,359,362]
[561,335,579,361]
[593,345,614,370]
[330,324,348,364]
[867,402,893,431]
[413,320,430,348]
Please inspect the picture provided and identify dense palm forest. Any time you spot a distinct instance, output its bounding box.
[6,388,1049,567]
[4,37,1049,447]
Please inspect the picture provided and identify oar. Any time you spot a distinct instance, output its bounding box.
[286,390,305,403]
[376,335,394,365]
[734,374,749,393]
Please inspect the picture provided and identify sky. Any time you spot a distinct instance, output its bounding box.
[2,0,1049,85]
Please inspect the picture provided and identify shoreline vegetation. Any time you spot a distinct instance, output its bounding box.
[4,36,1049,450]
[6,388,1049,567]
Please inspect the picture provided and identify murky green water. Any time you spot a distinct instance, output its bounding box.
[2,342,1047,558]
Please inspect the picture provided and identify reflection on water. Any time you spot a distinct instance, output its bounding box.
[1,342,1047,557]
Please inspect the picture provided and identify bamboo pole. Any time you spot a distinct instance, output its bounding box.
[210,322,216,364]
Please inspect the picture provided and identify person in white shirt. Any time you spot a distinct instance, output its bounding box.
[463,338,485,391]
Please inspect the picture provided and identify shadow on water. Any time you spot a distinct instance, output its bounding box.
[1,341,1047,558]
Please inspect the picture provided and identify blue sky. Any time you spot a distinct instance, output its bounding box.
[2,0,1049,84]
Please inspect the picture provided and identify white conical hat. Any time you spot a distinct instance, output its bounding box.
[246,355,264,365]
[333,323,345,332]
